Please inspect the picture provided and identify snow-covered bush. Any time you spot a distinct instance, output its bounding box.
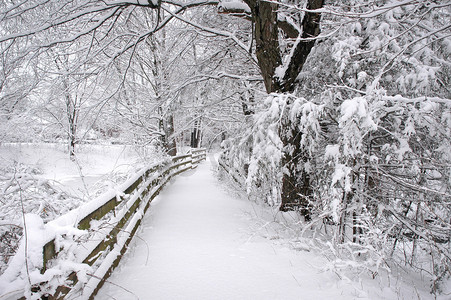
[315,2,450,292]
[244,96,283,206]
[0,161,80,274]
[220,94,324,207]
[222,88,450,294]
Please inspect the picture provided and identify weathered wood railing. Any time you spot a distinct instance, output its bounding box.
[33,148,206,299]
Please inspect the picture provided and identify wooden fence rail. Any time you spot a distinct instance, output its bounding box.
[29,148,206,299]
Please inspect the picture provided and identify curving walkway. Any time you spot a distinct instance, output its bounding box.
[95,157,362,300]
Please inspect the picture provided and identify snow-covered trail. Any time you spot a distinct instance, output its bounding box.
[96,157,363,300]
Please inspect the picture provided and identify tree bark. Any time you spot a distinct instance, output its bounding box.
[166,114,177,156]
[190,119,201,148]
[243,0,324,94]
[279,113,312,220]
[66,87,77,160]
[251,0,282,93]
[158,107,176,156]
[277,0,324,92]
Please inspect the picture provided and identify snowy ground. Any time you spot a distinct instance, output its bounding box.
[0,143,159,198]
[0,147,443,299]
[95,156,436,300]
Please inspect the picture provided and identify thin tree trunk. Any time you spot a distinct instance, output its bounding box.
[190,119,201,148]
[66,91,77,160]
[166,114,177,156]
[410,202,421,266]
[339,191,352,243]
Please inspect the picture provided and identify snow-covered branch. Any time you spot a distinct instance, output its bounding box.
[161,6,257,63]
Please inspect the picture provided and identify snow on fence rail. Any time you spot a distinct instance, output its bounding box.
[0,148,206,300]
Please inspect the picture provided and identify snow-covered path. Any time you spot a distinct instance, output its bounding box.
[96,157,363,300]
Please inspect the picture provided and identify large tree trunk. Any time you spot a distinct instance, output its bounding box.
[279,114,312,220]
[252,0,281,93]
[277,0,324,92]
[244,0,324,218]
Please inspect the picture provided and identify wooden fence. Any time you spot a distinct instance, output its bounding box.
[33,148,206,299]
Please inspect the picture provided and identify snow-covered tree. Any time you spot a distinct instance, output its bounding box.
[219,0,450,292]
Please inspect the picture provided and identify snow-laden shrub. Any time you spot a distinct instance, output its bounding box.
[321,90,450,291]
[221,90,450,293]
[221,94,323,207]
[219,97,281,205]
[0,162,80,274]
[245,96,283,206]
